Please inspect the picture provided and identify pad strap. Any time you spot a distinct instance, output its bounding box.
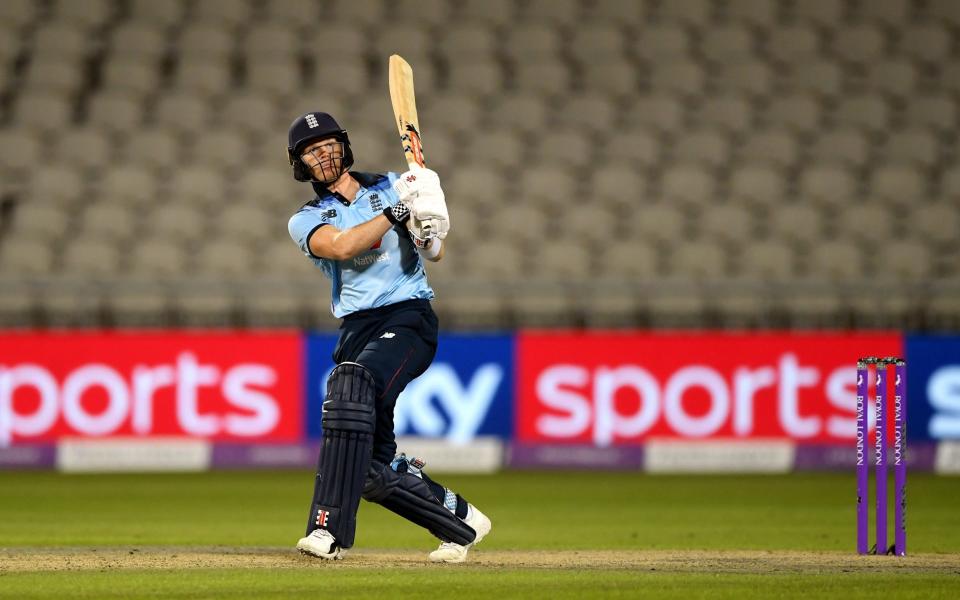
[363,459,476,545]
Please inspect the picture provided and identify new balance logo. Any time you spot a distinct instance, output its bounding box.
[315,509,329,527]
[380,332,396,339]
[306,114,319,128]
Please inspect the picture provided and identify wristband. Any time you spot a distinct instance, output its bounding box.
[384,201,411,225]
[417,237,442,260]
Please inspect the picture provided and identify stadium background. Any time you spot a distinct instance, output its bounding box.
[1,2,959,595]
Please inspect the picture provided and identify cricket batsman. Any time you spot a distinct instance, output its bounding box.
[286,112,491,563]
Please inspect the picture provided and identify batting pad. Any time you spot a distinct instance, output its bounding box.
[363,460,477,545]
[305,362,377,548]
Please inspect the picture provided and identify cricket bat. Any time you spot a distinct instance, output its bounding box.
[388,54,426,168]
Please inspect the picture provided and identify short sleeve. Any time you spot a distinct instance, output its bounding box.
[288,208,332,258]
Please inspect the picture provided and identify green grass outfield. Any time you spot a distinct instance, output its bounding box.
[0,470,958,598]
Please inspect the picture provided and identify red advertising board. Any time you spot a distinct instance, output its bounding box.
[0,331,302,445]
[517,331,902,445]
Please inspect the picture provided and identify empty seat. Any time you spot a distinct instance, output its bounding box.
[723,0,777,25]
[869,164,927,205]
[13,92,72,133]
[728,164,786,207]
[635,24,691,62]
[693,94,753,133]
[657,0,710,26]
[866,60,917,98]
[9,202,69,239]
[853,0,910,25]
[127,237,188,277]
[810,129,869,168]
[557,204,620,244]
[100,57,163,96]
[463,244,523,279]
[553,94,618,134]
[61,236,122,276]
[109,22,167,60]
[170,166,224,205]
[461,129,524,172]
[447,59,504,97]
[737,129,798,167]
[602,129,660,168]
[178,24,234,60]
[146,203,206,244]
[30,23,90,59]
[154,92,211,134]
[518,0,580,25]
[425,93,482,134]
[171,60,232,98]
[698,204,753,244]
[668,240,729,279]
[590,164,648,210]
[257,240,318,277]
[875,240,933,281]
[650,60,705,97]
[911,204,960,246]
[700,25,756,63]
[836,204,894,244]
[26,166,86,206]
[511,288,577,327]
[49,127,112,172]
[191,0,254,30]
[832,95,890,132]
[263,0,322,25]
[220,93,280,136]
[312,60,369,97]
[831,24,885,64]
[21,58,83,95]
[99,165,158,205]
[246,60,300,99]
[711,61,772,97]
[903,95,956,131]
[392,0,452,26]
[805,240,863,280]
[194,239,254,276]
[328,0,388,26]
[582,60,640,97]
[529,241,592,279]
[0,236,55,275]
[784,60,842,97]
[534,129,592,169]
[502,24,562,61]
[217,203,274,242]
[623,95,684,133]
[78,203,137,241]
[596,241,659,279]
[798,164,858,203]
[86,91,146,133]
[128,0,187,26]
[739,239,795,279]
[768,204,823,244]
[659,164,715,207]
[512,61,571,97]
[192,129,248,170]
[672,129,730,167]
[764,94,822,132]
[791,0,843,27]
[243,23,297,59]
[459,0,515,26]
[0,129,42,175]
[767,25,821,64]
[437,24,494,60]
[569,24,626,63]
[899,23,951,64]
[1,0,39,28]
[122,128,181,171]
[627,203,686,245]
[489,204,550,243]
[880,129,939,167]
[488,93,548,134]
[236,166,303,206]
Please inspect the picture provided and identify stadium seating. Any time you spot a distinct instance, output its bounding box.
[0,0,957,330]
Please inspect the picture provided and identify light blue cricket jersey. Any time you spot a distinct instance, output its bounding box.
[287,171,434,318]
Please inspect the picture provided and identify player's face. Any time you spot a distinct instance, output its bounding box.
[301,137,345,183]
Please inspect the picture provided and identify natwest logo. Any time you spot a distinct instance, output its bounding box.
[0,332,302,446]
[518,332,902,446]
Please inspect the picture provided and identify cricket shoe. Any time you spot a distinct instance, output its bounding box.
[429,504,492,564]
[297,529,345,560]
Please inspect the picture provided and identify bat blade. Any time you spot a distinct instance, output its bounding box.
[388,54,426,168]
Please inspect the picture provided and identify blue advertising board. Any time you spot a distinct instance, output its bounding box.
[304,333,514,440]
[906,335,960,441]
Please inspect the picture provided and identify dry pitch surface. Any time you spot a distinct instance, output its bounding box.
[2,547,959,575]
